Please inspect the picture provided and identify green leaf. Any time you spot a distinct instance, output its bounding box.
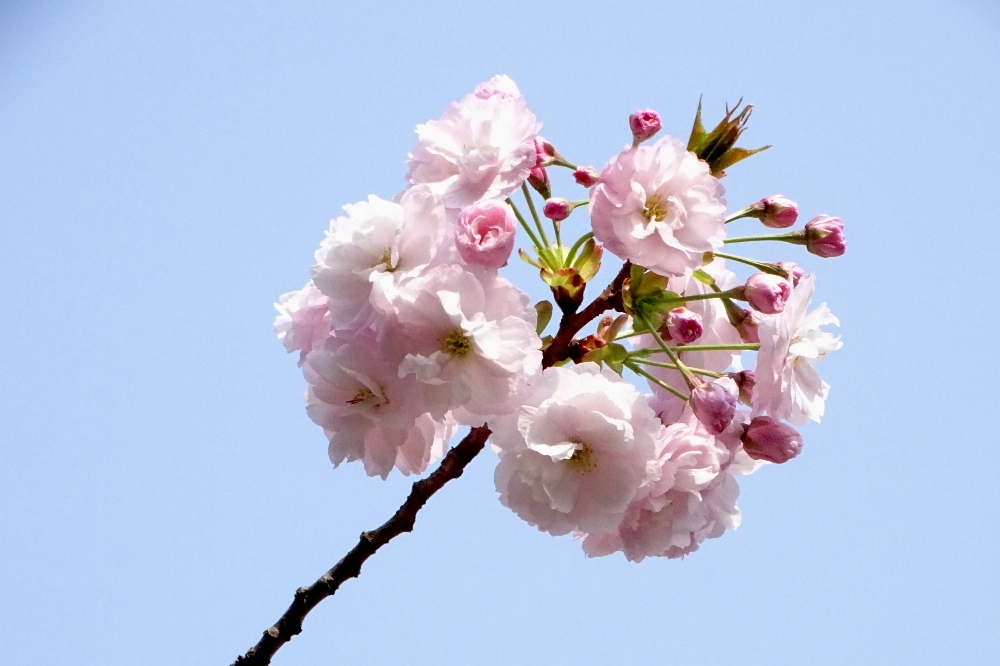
[710,145,771,175]
[687,96,706,152]
[692,268,715,285]
[518,248,542,269]
[534,301,553,335]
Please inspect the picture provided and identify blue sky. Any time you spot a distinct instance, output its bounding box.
[2,2,998,664]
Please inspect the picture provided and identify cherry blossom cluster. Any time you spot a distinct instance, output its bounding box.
[275,75,844,561]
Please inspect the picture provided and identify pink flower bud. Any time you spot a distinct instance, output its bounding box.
[543,197,571,221]
[573,166,600,188]
[690,380,737,435]
[666,306,703,344]
[741,416,802,464]
[527,166,550,198]
[744,272,792,314]
[759,195,798,228]
[455,200,517,269]
[805,215,846,257]
[534,137,557,168]
[776,261,803,286]
[728,370,755,406]
[629,109,661,143]
[734,307,761,344]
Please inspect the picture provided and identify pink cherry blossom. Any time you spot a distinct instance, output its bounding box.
[590,136,727,277]
[407,76,541,209]
[387,265,541,418]
[311,187,444,329]
[473,74,521,100]
[303,334,451,478]
[753,274,842,425]
[492,363,664,536]
[273,281,331,364]
[455,200,517,269]
[581,414,761,561]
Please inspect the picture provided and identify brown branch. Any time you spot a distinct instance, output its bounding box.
[231,424,492,666]
[542,261,631,368]
[233,261,633,665]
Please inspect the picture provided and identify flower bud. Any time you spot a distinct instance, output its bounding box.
[691,380,738,435]
[543,197,571,221]
[733,307,761,344]
[665,307,703,344]
[744,272,792,314]
[757,195,798,228]
[629,109,661,144]
[728,370,755,406]
[455,200,517,269]
[534,137,557,168]
[741,416,802,464]
[776,261,803,286]
[573,166,600,188]
[527,166,551,199]
[804,215,846,257]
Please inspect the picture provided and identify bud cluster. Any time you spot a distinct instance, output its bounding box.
[275,75,845,562]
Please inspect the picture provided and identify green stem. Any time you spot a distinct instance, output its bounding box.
[725,207,756,224]
[520,183,552,249]
[676,288,743,303]
[723,231,803,245]
[631,357,724,378]
[713,251,788,277]
[507,197,549,261]
[625,361,689,401]
[659,343,760,352]
[551,158,578,170]
[636,313,699,390]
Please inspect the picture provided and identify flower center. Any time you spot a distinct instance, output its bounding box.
[346,387,376,405]
[374,247,396,272]
[643,194,669,222]
[565,443,596,473]
[440,329,473,357]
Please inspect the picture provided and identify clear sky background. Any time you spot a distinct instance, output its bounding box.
[2,1,998,664]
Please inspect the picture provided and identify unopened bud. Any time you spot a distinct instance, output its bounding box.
[741,416,802,464]
[744,272,792,314]
[573,166,600,187]
[534,137,558,168]
[804,215,846,257]
[665,307,703,344]
[543,197,571,221]
[776,261,804,286]
[757,195,798,228]
[690,380,737,435]
[734,307,761,344]
[629,109,661,144]
[728,370,755,406]
[527,166,550,199]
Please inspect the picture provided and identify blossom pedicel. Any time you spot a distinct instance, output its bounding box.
[275,75,844,561]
